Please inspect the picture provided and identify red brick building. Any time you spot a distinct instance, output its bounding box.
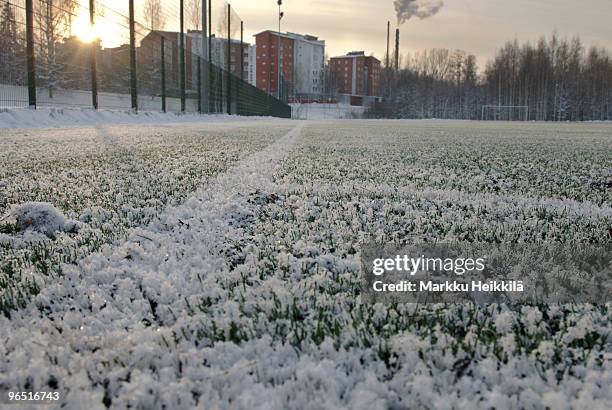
[254,31,295,95]
[329,51,381,97]
[253,31,325,98]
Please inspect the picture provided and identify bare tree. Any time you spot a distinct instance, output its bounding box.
[143,0,166,31]
[374,32,612,121]
[215,3,239,39]
[186,0,201,31]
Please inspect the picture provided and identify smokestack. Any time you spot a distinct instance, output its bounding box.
[395,28,399,71]
[386,21,390,69]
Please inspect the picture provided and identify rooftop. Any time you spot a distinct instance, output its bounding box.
[331,51,380,63]
[253,30,325,45]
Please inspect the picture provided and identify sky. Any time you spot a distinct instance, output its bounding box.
[227,0,612,69]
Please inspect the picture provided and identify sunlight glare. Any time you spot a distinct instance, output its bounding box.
[73,6,97,43]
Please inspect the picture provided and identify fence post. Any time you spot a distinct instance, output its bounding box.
[89,0,98,109]
[161,36,166,113]
[240,21,244,82]
[197,58,202,113]
[227,4,231,115]
[25,0,36,109]
[208,0,212,113]
[180,0,186,112]
[202,0,208,113]
[240,20,243,115]
[129,0,137,111]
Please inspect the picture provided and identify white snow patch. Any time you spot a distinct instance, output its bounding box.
[6,202,78,235]
[0,107,280,129]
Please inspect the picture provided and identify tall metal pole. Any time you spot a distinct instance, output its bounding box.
[25,0,36,109]
[395,28,400,71]
[129,0,137,110]
[277,1,282,100]
[197,58,202,113]
[208,0,212,62]
[89,0,98,109]
[202,0,208,112]
[386,21,390,69]
[161,36,166,113]
[239,21,244,116]
[208,0,212,112]
[240,21,244,82]
[227,3,231,114]
[180,0,186,112]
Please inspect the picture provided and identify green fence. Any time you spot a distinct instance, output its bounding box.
[0,0,291,119]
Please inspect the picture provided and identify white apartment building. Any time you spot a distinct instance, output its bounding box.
[248,45,257,86]
[286,32,325,97]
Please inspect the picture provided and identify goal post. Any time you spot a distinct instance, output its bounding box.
[481,105,529,121]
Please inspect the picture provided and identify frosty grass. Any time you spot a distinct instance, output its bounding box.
[0,122,293,313]
[0,120,611,409]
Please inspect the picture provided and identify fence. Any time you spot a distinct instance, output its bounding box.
[0,0,291,118]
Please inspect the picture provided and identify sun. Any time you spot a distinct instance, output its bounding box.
[72,6,98,43]
[72,2,126,47]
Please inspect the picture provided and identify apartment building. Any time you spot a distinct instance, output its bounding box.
[254,30,325,98]
[329,51,381,98]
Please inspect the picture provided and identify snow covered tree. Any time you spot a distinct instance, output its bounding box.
[0,1,24,84]
[34,0,78,98]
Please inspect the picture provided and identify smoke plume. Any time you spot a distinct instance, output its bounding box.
[394,0,444,24]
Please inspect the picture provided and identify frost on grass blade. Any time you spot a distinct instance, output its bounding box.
[0,121,293,315]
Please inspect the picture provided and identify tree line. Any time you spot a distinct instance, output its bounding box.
[372,33,612,121]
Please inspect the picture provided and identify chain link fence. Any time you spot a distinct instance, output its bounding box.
[0,0,291,118]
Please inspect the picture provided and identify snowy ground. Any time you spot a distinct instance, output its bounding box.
[0,107,275,129]
[0,120,611,409]
[290,103,366,120]
[0,84,199,113]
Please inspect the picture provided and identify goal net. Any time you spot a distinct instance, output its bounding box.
[481,105,529,121]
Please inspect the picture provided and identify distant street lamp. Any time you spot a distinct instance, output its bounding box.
[277,0,284,100]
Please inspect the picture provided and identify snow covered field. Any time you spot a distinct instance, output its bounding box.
[0,120,611,409]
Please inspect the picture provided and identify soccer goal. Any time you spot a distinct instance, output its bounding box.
[481,105,529,121]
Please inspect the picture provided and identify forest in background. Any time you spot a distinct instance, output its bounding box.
[371,33,612,121]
